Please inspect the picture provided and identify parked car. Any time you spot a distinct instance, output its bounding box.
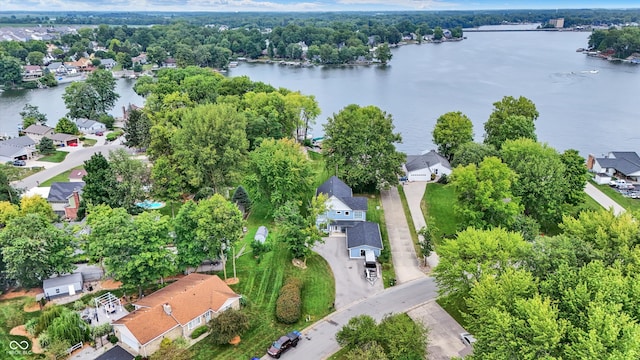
[95,131,104,136]
[460,332,477,346]
[610,179,627,187]
[12,160,26,166]
[267,330,301,358]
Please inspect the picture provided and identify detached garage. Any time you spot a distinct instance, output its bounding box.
[43,272,83,298]
[346,221,383,259]
[404,150,452,182]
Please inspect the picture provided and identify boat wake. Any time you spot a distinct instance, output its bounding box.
[581,70,599,74]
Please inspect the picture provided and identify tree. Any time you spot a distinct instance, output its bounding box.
[375,43,392,64]
[377,313,428,360]
[108,149,150,214]
[417,226,435,259]
[63,69,119,119]
[433,26,444,40]
[0,55,22,87]
[0,201,19,227]
[245,138,314,211]
[336,315,378,348]
[0,168,19,205]
[172,103,248,193]
[27,51,45,65]
[451,142,498,168]
[344,342,388,360]
[231,185,251,215]
[323,104,406,192]
[0,214,75,288]
[123,109,152,149]
[208,310,250,345]
[432,111,474,161]
[20,104,47,129]
[38,137,56,155]
[500,138,568,229]
[80,152,120,213]
[450,156,523,230]
[560,149,588,205]
[150,338,192,360]
[84,205,132,273]
[484,96,539,150]
[20,195,56,222]
[275,198,325,263]
[54,117,79,135]
[434,227,530,302]
[151,156,184,217]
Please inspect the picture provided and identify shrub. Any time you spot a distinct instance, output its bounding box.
[190,325,209,339]
[108,334,119,344]
[36,305,65,335]
[250,239,271,260]
[5,306,24,328]
[91,323,113,338]
[275,278,302,324]
[73,300,85,311]
[430,173,437,181]
[208,310,250,345]
[437,173,449,184]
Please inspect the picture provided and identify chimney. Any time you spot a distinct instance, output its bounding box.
[163,303,172,315]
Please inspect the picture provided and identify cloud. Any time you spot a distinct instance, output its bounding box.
[335,0,460,10]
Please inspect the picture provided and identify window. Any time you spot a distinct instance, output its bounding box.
[345,211,350,216]
[188,316,202,330]
[336,211,341,214]
[55,288,60,294]
[435,169,439,174]
[205,311,212,322]
[354,211,364,219]
[360,249,366,257]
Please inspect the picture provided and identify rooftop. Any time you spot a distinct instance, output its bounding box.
[346,221,383,249]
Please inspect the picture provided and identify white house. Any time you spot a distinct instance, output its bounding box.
[403,150,452,182]
[74,119,106,134]
[315,176,367,233]
[589,152,640,182]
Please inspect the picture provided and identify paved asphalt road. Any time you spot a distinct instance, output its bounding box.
[12,140,124,191]
[262,277,437,360]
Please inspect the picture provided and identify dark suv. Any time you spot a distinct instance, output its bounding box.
[267,330,301,358]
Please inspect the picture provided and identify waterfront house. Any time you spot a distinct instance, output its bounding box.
[346,222,383,259]
[46,62,75,76]
[403,150,452,182]
[100,58,117,69]
[132,53,147,65]
[588,152,640,182]
[22,65,43,81]
[112,274,241,357]
[74,119,106,134]
[23,124,55,143]
[162,58,177,68]
[65,57,92,72]
[0,136,37,162]
[315,176,368,233]
[47,182,85,219]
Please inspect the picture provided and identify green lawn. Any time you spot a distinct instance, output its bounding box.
[191,213,335,359]
[0,164,41,182]
[82,139,97,147]
[0,296,42,360]
[590,180,640,213]
[39,167,83,187]
[397,185,421,256]
[38,151,69,163]
[366,194,396,288]
[422,183,459,244]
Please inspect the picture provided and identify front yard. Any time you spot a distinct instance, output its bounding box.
[38,151,68,163]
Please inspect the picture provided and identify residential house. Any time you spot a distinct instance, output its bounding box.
[74,119,106,134]
[100,58,117,69]
[112,274,241,357]
[23,124,55,143]
[132,53,147,65]
[47,182,85,220]
[315,176,368,233]
[588,152,640,182]
[403,150,452,182]
[65,57,93,72]
[46,62,75,76]
[0,136,36,162]
[163,58,177,68]
[49,133,79,147]
[22,65,43,81]
[346,222,383,259]
[69,169,87,182]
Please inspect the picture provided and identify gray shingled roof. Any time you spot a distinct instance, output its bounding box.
[405,150,451,172]
[2,136,35,147]
[341,196,368,211]
[316,176,352,198]
[75,118,105,129]
[346,221,383,249]
[596,152,640,176]
[43,272,83,289]
[49,133,78,142]
[23,124,54,135]
[95,346,134,360]
[47,182,85,202]
[0,144,26,158]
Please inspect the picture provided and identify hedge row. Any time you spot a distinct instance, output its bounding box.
[275,278,302,324]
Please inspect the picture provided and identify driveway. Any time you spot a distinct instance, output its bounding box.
[314,234,383,310]
[403,181,440,268]
[380,187,425,283]
[584,182,626,215]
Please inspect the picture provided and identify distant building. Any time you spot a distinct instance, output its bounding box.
[549,18,565,28]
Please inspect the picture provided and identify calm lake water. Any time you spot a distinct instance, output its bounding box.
[2,30,639,158]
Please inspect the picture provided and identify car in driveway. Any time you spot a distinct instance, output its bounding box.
[12,160,26,166]
[460,332,477,346]
[267,330,301,358]
[95,131,104,136]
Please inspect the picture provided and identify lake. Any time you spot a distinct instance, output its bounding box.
[2,30,639,158]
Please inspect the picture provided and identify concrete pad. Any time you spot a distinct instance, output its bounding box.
[408,301,473,360]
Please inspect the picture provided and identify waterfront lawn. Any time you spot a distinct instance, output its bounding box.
[397,185,421,257]
[366,194,396,288]
[422,183,459,244]
[39,151,68,163]
[39,167,83,187]
[590,180,640,213]
[191,213,335,360]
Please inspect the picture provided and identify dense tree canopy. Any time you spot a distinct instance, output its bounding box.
[484,96,539,150]
[432,111,474,161]
[451,142,498,168]
[323,104,406,192]
[63,69,119,120]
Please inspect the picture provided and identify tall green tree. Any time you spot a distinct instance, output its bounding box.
[450,156,523,230]
[484,96,539,149]
[0,168,19,205]
[63,69,119,119]
[80,152,120,213]
[245,138,314,211]
[172,103,248,193]
[375,43,392,64]
[108,149,150,214]
[274,197,325,263]
[0,55,22,87]
[84,205,132,273]
[54,117,79,135]
[501,138,567,229]
[560,149,589,205]
[451,142,498,168]
[38,137,56,155]
[123,109,152,150]
[323,104,406,192]
[151,156,184,217]
[26,51,44,65]
[336,315,378,348]
[0,214,75,288]
[432,111,474,161]
[20,104,47,129]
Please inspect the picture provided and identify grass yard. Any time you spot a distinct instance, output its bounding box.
[422,183,459,244]
[366,194,396,288]
[39,167,83,187]
[397,185,421,256]
[590,180,640,213]
[0,164,41,182]
[191,213,335,360]
[38,151,68,163]
[82,139,97,147]
[0,296,43,360]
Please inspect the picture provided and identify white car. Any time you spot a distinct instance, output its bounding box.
[460,332,477,345]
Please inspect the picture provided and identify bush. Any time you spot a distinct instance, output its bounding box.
[377,248,390,264]
[276,278,302,324]
[36,305,65,335]
[208,310,250,345]
[91,323,112,338]
[109,334,119,344]
[190,325,208,339]
[5,306,24,328]
[25,318,38,336]
[73,300,86,311]
[250,239,271,260]
[437,173,449,184]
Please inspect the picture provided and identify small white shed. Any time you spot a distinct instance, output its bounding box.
[43,272,83,298]
[254,226,269,243]
[593,172,612,185]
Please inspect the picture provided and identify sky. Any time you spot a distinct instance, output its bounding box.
[1,0,639,12]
